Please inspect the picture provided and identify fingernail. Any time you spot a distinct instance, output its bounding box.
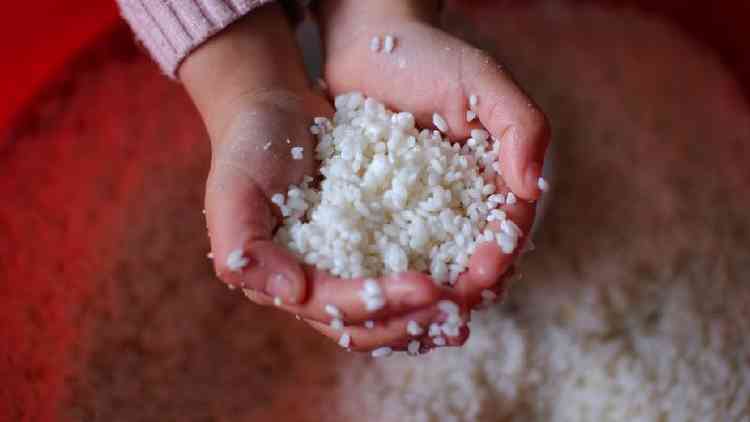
[266,273,296,303]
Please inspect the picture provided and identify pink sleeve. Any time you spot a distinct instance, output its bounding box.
[116,0,276,78]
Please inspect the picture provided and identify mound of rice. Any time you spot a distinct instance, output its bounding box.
[273,93,525,283]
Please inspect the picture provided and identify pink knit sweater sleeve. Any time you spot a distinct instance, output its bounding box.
[116,0,276,77]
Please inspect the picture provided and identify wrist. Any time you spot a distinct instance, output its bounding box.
[180,3,308,137]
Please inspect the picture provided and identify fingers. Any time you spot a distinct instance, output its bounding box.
[274,270,443,324]
[305,304,470,353]
[206,169,307,304]
[460,48,551,201]
[453,174,537,303]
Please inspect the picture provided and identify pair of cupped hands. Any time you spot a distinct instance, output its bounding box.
[180,0,549,353]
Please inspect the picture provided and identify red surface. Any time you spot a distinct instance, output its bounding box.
[0,1,747,132]
[0,1,120,134]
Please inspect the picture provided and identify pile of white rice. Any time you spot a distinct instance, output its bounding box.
[273,93,528,283]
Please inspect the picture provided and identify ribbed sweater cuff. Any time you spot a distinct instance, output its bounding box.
[117,0,276,78]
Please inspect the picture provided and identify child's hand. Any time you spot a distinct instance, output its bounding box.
[181,4,447,352]
[317,0,551,309]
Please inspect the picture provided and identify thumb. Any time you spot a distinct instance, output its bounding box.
[463,50,550,201]
[205,163,307,304]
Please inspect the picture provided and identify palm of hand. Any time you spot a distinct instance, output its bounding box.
[208,89,452,351]
[323,20,549,306]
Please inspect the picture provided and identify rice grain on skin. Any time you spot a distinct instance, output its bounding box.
[469,94,479,109]
[383,35,395,53]
[370,36,381,52]
[226,249,249,272]
[325,304,343,319]
[407,320,424,336]
[291,147,304,160]
[360,279,386,311]
[273,297,283,307]
[432,113,449,133]
[371,347,393,358]
[330,318,344,331]
[538,177,550,192]
[271,193,285,207]
[364,320,375,329]
[466,110,477,122]
[338,333,351,348]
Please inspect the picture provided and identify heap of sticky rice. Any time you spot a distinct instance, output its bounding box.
[273,92,530,284]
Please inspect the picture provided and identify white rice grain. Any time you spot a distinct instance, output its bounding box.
[271,193,285,207]
[471,129,489,143]
[407,320,424,336]
[291,147,304,160]
[383,35,395,53]
[330,318,344,331]
[469,94,479,109]
[538,176,550,192]
[370,36,381,52]
[500,219,523,238]
[466,110,477,122]
[226,249,249,272]
[371,347,393,358]
[338,333,351,348]
[325,304,343,319]
[360,279,386,311]
[433,113,448,133]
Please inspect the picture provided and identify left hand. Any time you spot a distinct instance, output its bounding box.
[316,0,551,310]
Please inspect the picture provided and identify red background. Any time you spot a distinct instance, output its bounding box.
[0,1,119,134]
[0,1,748,134]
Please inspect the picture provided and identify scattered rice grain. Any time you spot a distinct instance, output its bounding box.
[383,35,395,53]
[407,320,424,336]
[433,113,448,133]
[226,249,249,272]
[325,304,343,319]
[370,36,381,52]
[338,333,351,348]
[538,176,550,192]
[330,318,344,331]
[469,94,479,109]
[371,347,393,358]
